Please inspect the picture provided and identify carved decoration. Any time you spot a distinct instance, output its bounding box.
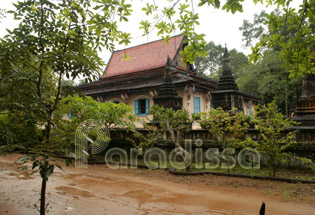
[192,85,196,93]
[206,90,211,101]
[121,93,129,104]
[149,90,157,97]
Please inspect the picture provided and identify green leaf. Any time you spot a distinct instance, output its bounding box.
[32,161,41,170]
[46,165,54,178]
[55,164,63,171]
[66,158,73,166]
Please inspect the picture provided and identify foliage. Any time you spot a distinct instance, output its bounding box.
[248,1,315,77]
[1,0,314,213]
[140,0,314,77]
[239,9,297,51]
[0,0,133,214]
[60,79,78,96]
[57,95,136,129]
[238,9,305,115]
[0,112,42,151]
[239,10,268,48]
[149,105,193,171]
[195,108,250,171]
[197,108,250,148]
[195,41,248,81]
[237,50,302,115]
[132,122,164,148]
[139,0,247,64]
[0,8,6,21]
[52,95,136,150]
[194,41,224,78]
[250,101,310,177]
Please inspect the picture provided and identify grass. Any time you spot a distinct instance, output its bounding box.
[139,160,315,180]
[172,163,315,180]
[95,155,315,181]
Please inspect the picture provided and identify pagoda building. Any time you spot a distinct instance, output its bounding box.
[292,73,315,126]
[78,36,259,119]
[153,56,183,111]
[211,46,259,114]
[78,35,217,119]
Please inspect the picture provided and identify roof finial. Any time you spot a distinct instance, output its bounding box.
[222,44,232,75]
[167,55,171,65]
[224,43,228,55]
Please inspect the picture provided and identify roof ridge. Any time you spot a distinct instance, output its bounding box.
[102,34,185,78]
[113,34,183,53]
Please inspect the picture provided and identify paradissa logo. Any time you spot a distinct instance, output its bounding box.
[75,120,260,170]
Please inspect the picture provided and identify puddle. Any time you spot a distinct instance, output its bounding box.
[122,189,152,208]
[7,171,34,180]
[1,154,314,215]
[55,186,95,198]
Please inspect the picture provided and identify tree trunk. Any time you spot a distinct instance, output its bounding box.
[272,161,276,177]
[40,176,47,215]
[285,80,288,117]
[166,121,191,171]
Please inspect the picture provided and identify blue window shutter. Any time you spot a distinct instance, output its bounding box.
[210,98,213,109]
[145,99,149,114]
[135,100,139,115]
[194,97,200,113]
[249,106,253,117]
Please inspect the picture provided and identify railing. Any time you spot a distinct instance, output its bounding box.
[109,127,315,151]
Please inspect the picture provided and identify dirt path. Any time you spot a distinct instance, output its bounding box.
[0,154,314,215]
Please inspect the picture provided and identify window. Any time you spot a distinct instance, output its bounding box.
[135,99,149,115]
[194,97,200,113]
[248,106,253,117]
[113,100,120,104]
[210,98,213,109]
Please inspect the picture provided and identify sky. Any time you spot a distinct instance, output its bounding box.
[0,0,302,68]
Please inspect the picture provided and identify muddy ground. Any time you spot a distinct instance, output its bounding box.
[0,154,314,215]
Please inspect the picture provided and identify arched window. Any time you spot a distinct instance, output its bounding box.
[108,98,122,104]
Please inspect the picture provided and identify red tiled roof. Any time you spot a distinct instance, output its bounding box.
[101,35,184,78]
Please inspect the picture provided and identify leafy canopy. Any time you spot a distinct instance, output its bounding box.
[140,0,314,77]
[248,101,305,176]
[196,107,250,148]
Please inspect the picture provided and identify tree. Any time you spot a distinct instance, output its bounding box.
[0,8,5,21]
[139,0,248,65]
[194,41,225,79]
[237,50,302,116]
[52,95,136,160]
[196,108,250,171]
[238,9,306,116]
[1,0,314,213]
[239,9,295,51]
[0,0,133,214]
[149,105,193,171]
[249,1,315,77]
[239,10,268,48]
[250,101,304,177]
[194,41,248,81]
[139,0,315,77]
